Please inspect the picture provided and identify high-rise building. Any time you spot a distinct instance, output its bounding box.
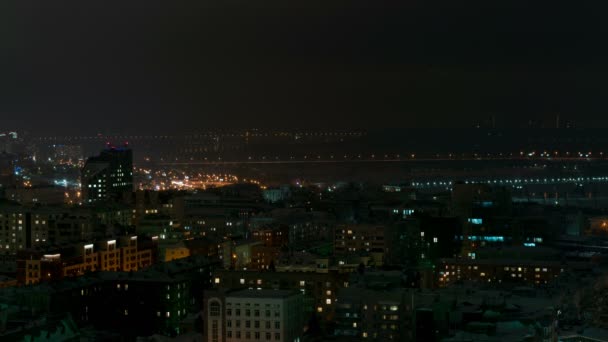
[81,144,133,203]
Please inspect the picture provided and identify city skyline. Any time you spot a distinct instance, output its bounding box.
[2,1,608,341]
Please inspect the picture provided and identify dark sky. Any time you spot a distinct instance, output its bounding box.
[2,1,608,133]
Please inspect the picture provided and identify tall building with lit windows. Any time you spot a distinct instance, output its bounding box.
[0,204,30,255]
[81,145,133,203]
[204,289,305,342]
[334,224,386,266]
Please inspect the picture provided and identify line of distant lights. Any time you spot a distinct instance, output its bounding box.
[411,176,608,188]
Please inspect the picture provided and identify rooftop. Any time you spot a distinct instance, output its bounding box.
[228,289,299,300]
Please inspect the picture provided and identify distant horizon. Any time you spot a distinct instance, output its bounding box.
[7,125,608,136]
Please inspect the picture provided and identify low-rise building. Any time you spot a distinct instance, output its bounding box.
[204,289,305,342]
[1,256,217,338]
[335,287,413,341]
[437,258,591,287]
[334,224,386,266]
[17,236,156,285]
[212,269,350,323]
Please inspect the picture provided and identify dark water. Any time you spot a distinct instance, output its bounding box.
[168,158,608,187]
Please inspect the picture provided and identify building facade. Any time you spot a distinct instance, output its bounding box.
[82,145,133,203]
[17,236,155,285]
[205,289,304,342]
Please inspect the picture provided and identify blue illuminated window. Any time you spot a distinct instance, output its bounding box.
[466,235,504,242]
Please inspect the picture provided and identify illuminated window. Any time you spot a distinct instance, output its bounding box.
[214,277,220,284]
[240,278,245,284]
[326,299,332,305]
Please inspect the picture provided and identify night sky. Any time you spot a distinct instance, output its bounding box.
[2,1,608,133]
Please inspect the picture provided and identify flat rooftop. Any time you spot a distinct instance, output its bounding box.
[228,289,299,300]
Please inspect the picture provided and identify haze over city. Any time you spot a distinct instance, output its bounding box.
[2,1,608,133]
